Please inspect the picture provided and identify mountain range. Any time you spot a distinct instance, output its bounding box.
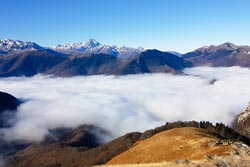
[0,39,44,54]
[183,42,250,67]
[0,39,192,77]
[54,39,145,58]
[1,39,250,77]
[0,38,181,58]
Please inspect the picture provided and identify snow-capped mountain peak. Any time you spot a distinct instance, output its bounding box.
[54,39,145,58]
[0,39,44,54]
[55,39,101,51]
[193,42,239,54]
[83,39,101,48]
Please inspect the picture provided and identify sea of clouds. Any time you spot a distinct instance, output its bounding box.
[0,66,250,142]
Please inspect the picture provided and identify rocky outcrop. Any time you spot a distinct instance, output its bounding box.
[232,102,250,138]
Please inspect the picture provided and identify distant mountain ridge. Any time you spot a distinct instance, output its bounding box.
[54,39,145,58]
[182,42,250,67]
[0,50,191,77]
[0,38,192,77]
[1,39,250,77]
[0,38,182,58]
[0,39,44,54]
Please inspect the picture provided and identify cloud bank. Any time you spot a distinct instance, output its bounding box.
[0,66,250,142]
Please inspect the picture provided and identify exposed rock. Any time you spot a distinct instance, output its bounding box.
[232,102,250,138]
[174,159,189,164]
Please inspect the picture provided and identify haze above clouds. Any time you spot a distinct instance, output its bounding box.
[0,66,250,142]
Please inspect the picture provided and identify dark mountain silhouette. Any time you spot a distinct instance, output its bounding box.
[5,121,250,167]
[0,50,192,77]
[0,50,68,77]
[46,53,118,76]
[0,92,21,128]
[0,92,20,113]
[182,42,250,67]
[0,92,28,158]
[121,50,192,74]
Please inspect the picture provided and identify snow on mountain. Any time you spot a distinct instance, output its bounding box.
[83,38,101,48]
[54,39,145,58]
[0,39,44,54]
[167,51,182,57]
[190,42,240,54]
[0,38,182,59]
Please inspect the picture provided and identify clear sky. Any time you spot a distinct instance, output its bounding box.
[1,0,250,53]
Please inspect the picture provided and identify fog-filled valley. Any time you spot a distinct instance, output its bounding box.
[0,66,249,143]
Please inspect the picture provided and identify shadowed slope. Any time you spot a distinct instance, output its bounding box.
[0,92,20,112]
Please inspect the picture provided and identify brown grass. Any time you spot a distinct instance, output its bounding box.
[107,127,234,165]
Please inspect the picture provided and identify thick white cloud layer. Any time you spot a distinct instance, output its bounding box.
[0,66,250,142]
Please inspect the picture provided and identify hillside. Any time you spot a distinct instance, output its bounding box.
[182,42,250,67]
[5,121,250,167]
[107,127,247,164]
[0,92,28,157]
[0,49,191,77]
[0,92,20,112]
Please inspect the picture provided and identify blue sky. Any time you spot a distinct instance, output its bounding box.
[1,0,250,53]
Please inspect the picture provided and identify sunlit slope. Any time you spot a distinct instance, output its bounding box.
[107,127,240,164]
